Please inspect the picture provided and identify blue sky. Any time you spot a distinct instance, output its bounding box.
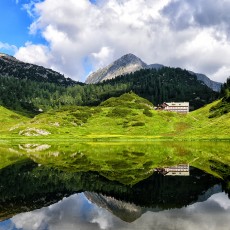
[0,0,28,47]
[1,0,230,83]
[0,0,45,54]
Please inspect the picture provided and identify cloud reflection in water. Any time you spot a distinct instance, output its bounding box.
[2,192,229,230]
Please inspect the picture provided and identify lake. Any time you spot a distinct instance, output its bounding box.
[0,141,230,230]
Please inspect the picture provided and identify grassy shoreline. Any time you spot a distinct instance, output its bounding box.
[1,136,230,144]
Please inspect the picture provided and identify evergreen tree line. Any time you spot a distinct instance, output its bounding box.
[220,77,230,99]
[0,67,219,115]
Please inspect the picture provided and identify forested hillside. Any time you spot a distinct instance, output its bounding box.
[0,53,76,86]
[96,68,218,110]
[0,67,218,115]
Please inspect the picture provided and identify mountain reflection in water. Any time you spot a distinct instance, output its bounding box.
[0,160,230,229]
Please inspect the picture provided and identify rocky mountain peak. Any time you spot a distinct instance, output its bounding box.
[114,53,146,65]
[85,53,147,84]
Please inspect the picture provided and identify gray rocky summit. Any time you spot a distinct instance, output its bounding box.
[85,53,147,84]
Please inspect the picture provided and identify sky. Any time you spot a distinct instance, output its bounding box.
[1,0,230,83]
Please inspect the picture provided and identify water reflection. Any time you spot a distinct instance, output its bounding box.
[155,164,190,176]
[0,161,229,228]
[0,142,230,229]
[3,192,230,230]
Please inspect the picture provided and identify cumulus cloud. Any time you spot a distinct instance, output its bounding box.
[15,42,51,66]
[14,0,230,82]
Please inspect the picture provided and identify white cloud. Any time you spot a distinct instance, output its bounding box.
[90,208,113,230]
[14,0,230,82]
[91,46,115,69]
[213,66,230,83]
[0,42,18,53]
[15,42,51,67]
[12,211,47,230]
[209,192,230,210]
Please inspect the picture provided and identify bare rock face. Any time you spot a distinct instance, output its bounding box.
[85,53,148,84]
[85,53,222,92]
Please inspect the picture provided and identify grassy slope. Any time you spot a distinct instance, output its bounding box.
[0,106,28,137]
[183,100,230,138]
[1,93,230,140]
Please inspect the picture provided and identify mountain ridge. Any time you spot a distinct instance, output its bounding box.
[86,53,222,92]
[0,53,77,86]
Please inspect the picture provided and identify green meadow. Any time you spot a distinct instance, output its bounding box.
[1,92,229,141]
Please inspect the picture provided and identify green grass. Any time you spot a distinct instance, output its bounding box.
[0,92,230,140]
[182,100,230,139]
[0,106,29,135]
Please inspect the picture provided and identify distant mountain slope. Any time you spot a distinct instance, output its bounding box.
[189,72,222,92]
[0,53,76,86]
[86,53,222,92]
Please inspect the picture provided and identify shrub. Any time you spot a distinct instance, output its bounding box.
[100,92,154,109]
[132,121,145,126]
[9,115,20,119]
[209,99,230,118]
[107,107,131,118]
[143,108,153,117]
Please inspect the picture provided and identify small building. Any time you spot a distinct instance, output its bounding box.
[155,164,190,176]
[159,102,189,114]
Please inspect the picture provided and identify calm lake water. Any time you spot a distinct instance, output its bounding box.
[0,142,230,230]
